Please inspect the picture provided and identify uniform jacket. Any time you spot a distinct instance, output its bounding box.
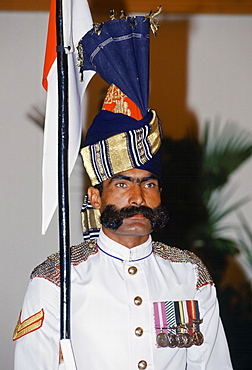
[14,230,233,369]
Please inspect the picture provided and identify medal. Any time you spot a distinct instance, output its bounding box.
[175,333,188,348]
[183,333,193,348]
[167,333,176,348]
[153,302,172,348]
[156,332,169,347]
[153,300,204,349]
[193,331,204,346]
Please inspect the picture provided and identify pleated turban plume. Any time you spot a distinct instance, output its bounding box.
[78,10,163,186]
[77,9,163,239]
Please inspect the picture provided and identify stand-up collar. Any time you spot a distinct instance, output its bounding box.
[97,229,153,262]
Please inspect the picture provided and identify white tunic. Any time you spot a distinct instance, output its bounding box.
[14,230,233,369]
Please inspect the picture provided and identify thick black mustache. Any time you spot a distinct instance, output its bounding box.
[100,205,169,231]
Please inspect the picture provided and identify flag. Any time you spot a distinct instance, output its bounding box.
[42,0,95,234]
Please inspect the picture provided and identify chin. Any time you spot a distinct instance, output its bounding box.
[116,219,152,236]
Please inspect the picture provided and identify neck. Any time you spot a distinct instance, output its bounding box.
[102,227,149,249]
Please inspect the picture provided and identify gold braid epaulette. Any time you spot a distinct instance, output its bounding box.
[152,241,213,289]
[30,240,98,287]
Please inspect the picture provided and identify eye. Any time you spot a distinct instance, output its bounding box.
[144,181,157,188]
[115,182,127,188]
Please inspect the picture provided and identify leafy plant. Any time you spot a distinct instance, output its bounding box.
[158,120,252,259]
[190,121,252,255]
[201,121,252,201]
[237,212,252,270]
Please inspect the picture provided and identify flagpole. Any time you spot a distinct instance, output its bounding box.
[56,0,71,341]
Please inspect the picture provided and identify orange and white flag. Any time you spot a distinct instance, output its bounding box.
[42,0,95,234]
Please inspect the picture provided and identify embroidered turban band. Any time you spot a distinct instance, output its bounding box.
[81,109,162,186]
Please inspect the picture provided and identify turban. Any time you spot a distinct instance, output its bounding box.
[78,10,162,238]
[78,12,163,185]
[81,108,162,185]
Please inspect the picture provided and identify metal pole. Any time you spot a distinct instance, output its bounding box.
[56,0,71,340]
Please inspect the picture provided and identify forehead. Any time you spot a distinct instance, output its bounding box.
[107,169,156,183]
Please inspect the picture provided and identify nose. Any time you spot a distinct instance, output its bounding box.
[129,184,145,206]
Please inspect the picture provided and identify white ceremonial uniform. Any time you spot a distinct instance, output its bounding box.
[14,230,233,369]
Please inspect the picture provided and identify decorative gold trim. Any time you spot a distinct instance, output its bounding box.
[81,207,101,234]
[13,309,44,341]
[81,147,97,185]
[107,132,133,176]
[153,241,214,289]
[145,6,162,36]
[81,110,161,185]
[147,110,161,154]
[30,241,98,286]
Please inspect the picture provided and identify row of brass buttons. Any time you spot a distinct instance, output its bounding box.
[128,266,147,368]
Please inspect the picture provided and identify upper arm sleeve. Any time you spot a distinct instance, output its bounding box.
[187,283,233,369]
[14,277,61,370]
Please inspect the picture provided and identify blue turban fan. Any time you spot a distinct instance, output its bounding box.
[78,11,163,239]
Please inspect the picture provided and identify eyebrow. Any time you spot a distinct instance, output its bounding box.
[109,174,158,185]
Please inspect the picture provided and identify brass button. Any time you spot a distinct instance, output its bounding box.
[135,327,143,337]
[128,266,137,275]
[87,240,95,248]
[134,296,142,306]
[138,360,147,369]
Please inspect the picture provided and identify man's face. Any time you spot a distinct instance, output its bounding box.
[89,169,162,240]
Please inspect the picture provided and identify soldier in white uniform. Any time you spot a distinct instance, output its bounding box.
[13,13,233,370]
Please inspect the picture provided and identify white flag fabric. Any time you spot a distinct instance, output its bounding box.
[42,0,95,234]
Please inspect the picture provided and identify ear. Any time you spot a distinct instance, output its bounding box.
[88,186,102,210]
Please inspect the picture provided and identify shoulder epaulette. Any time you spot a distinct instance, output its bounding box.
[152,241,213,289]
[30,240,98,286]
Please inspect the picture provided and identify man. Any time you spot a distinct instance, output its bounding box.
[13,120,233,369]
[13,167,233,369]
[14,13,233,369]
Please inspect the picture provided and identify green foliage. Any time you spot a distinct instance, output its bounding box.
[193,121,252,256]
[237,212,252,269]
[157,122,252,260]
[201,121,252,201]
